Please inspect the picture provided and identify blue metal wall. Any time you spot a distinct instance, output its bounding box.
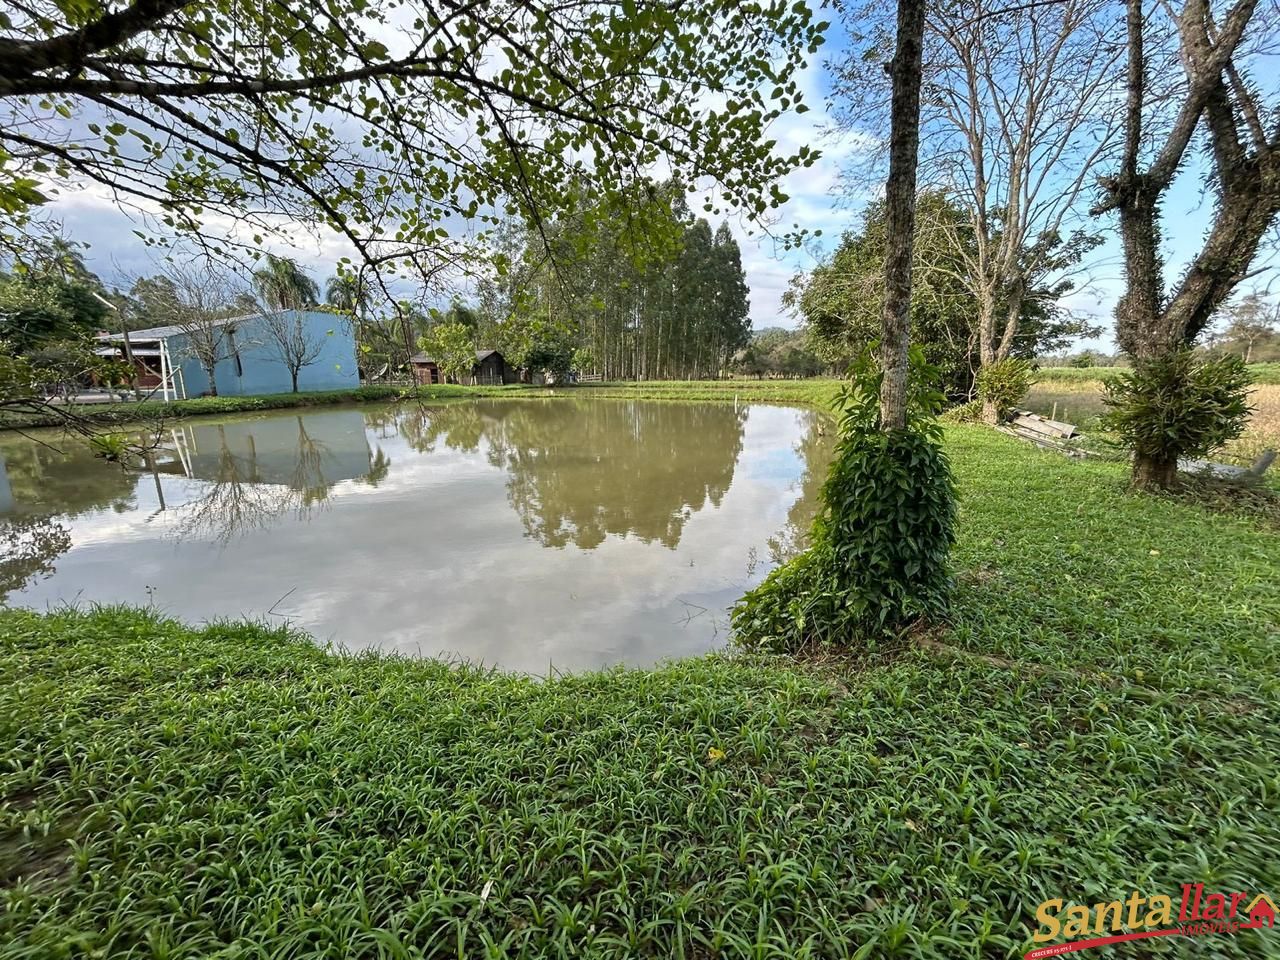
[173,310,359,397]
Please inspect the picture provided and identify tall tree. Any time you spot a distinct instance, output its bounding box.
[794,193,1099,396]
[0,236,109,350]
[732,0,955,651]
[130,264,243,396]
[486,187,753,381]
[418,322,476,384]
[711,223,752,375]
[1093,0,1280,489]
[878,0,927,427]
[324,275,367,317]
[260,311,327,392]
[1219,293,1277,363]
[834,0,1122,421]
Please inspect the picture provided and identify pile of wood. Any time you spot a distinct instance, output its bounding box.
[995,411,1086,457]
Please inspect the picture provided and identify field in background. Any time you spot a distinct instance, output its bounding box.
[1026,368,1280,469]
[1034,362,1280,385]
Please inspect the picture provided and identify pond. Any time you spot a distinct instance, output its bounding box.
[0,399,832,672]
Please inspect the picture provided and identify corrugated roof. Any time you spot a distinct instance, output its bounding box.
[95,309,311,342]
[410,349,501,364]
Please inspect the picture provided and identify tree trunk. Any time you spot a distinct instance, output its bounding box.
[878,0,926,431]
[401,315,416,373]
[1132,452,1178,491]
[204,362,218,397]
[291,369,299,392]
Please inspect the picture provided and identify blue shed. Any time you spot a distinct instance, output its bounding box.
[96,309,359,399]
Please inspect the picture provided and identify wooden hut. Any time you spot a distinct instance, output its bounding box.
[409,353,442,385]
[410,349,511,385]
[473,349,509,385]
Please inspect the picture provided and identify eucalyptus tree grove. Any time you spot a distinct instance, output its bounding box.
[479,194,752,380]
[0,0,825,301]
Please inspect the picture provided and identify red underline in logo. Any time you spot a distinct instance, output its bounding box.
[1024,927,1188,958]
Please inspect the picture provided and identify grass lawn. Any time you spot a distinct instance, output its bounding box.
[0,384,537,431]
[2,418,1278,958]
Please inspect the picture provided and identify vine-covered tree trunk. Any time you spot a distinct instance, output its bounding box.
[878,0,926,430]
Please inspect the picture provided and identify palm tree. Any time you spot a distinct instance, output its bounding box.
[325,274,361,313]
[32,234,93,282]
[251,255,319,311]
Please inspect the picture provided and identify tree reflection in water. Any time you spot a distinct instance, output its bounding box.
[765,411,834,564]
[0,514,72,601]
[164,412,379,543]
[398,399,748,549]
[0,434,139,598]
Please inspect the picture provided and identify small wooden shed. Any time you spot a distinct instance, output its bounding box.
[410,349,511,385]
[409,353,441,385]
[473,349,509,385]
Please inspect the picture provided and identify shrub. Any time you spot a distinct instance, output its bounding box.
[975,358,1033,420]
[941,398,983,423]
[88,432,131,462]
[1102,348,1253,468]
[733,347,956,652]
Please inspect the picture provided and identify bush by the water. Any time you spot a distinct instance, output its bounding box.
[975,357,1033,420]
[941,398,983,422]
[733,349,956,651]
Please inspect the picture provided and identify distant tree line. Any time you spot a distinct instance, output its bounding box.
[733,328,831,379]
[789,193,1100,399]
[471,187,752,381]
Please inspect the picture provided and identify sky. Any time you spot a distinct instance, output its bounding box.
[35,20,1270,356]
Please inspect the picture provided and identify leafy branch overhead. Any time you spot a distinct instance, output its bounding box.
[0,0,827,292]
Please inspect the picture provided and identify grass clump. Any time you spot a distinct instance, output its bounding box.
[1101,349,1253,488]
[975,358,1034,421]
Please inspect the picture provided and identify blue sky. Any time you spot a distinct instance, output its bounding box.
[41,32,1258,355]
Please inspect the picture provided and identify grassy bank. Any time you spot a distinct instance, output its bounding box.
[3,424,1278,958]
[0,383,542,432]
[579,379,845,407]
[0,380,841,434]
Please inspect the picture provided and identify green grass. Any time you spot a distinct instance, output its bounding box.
[578,379,846,407]
[2,425,1278,958]
[0,384,540,431]
[0,380,842,434]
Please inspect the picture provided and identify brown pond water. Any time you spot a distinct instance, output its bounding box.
[0,399,832,672]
